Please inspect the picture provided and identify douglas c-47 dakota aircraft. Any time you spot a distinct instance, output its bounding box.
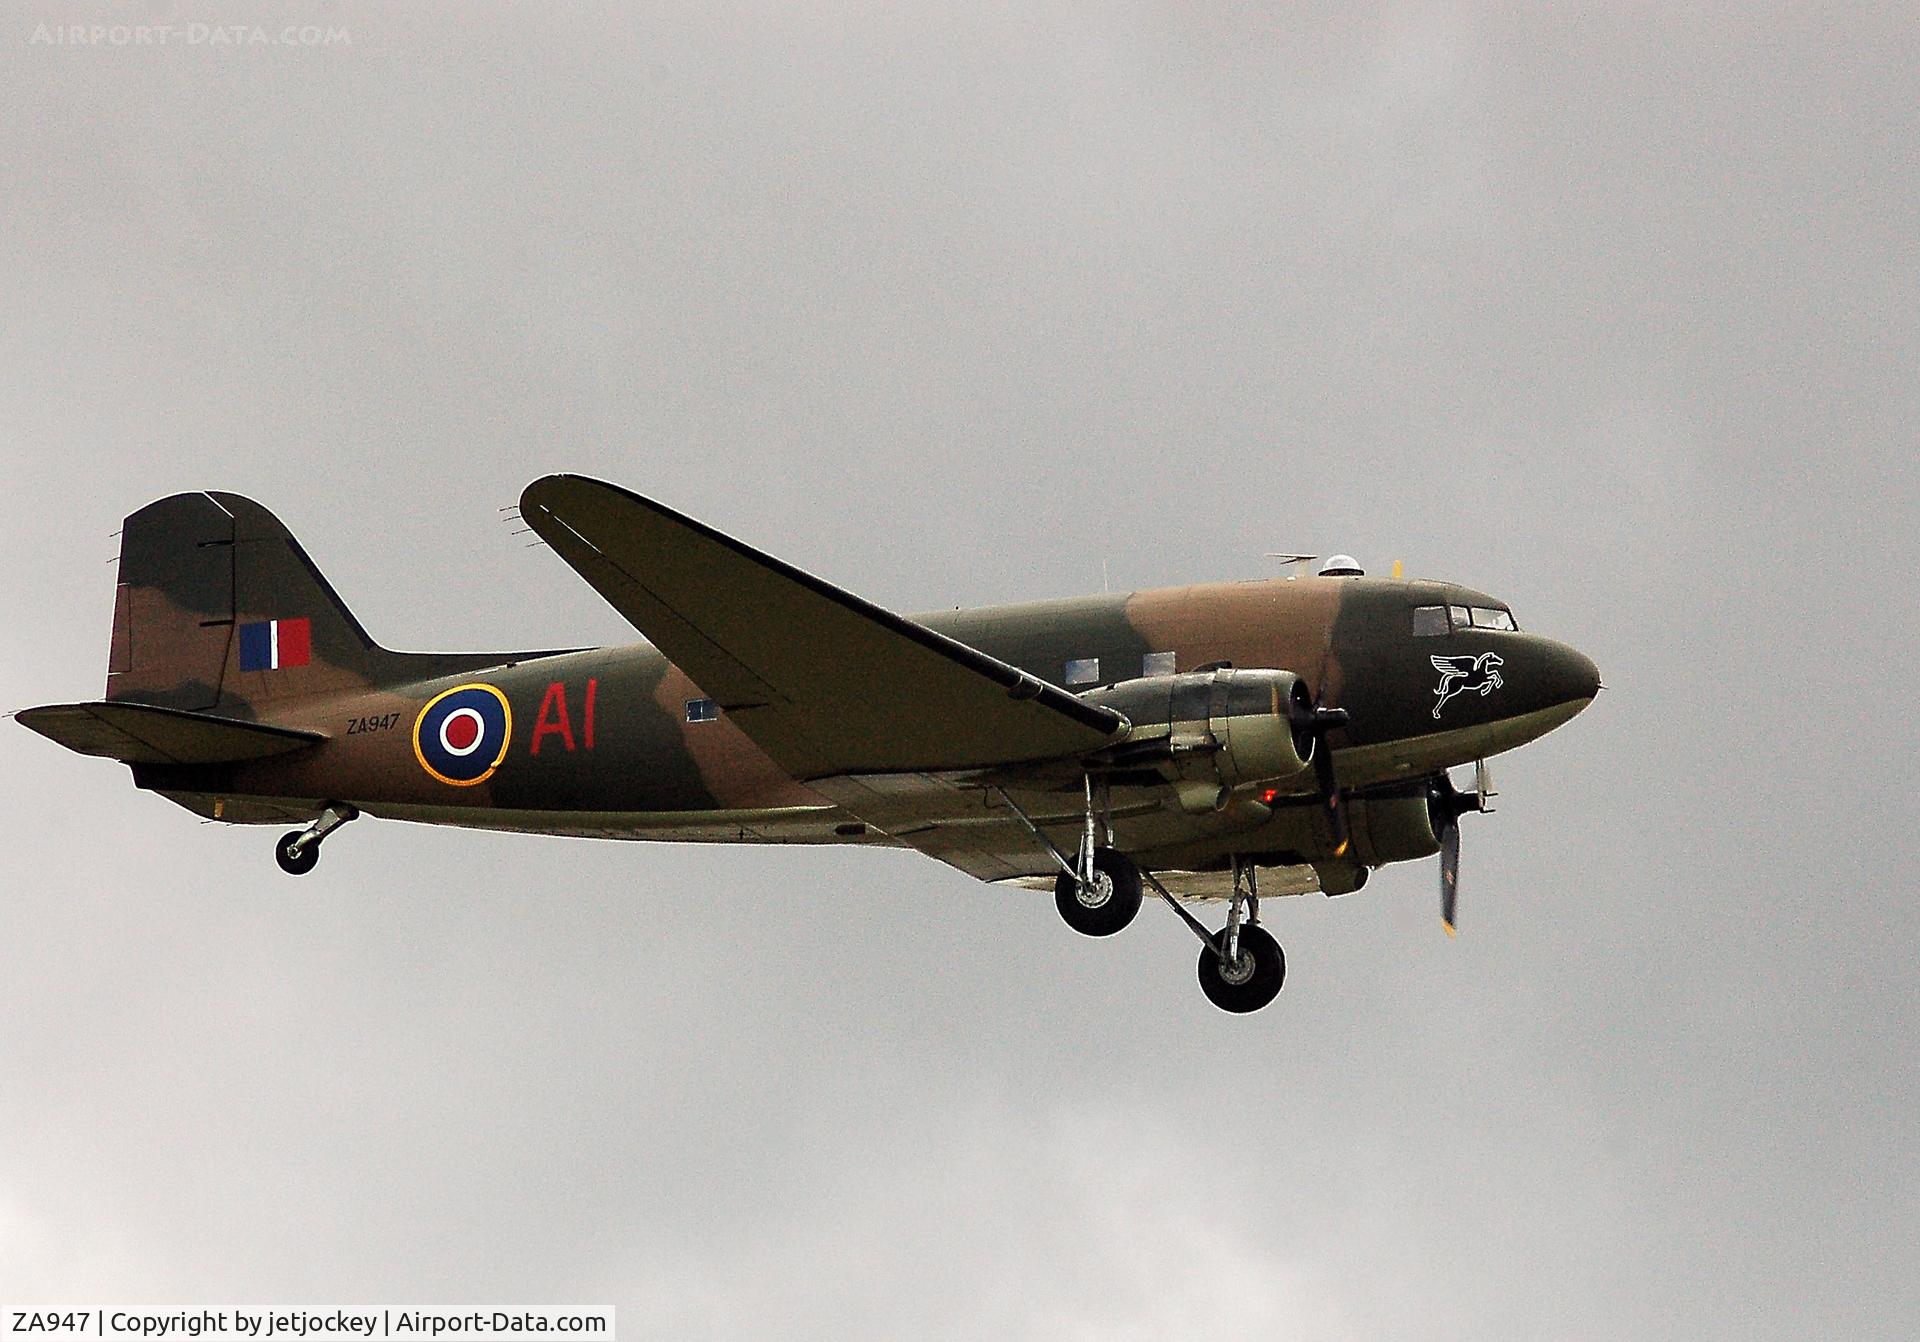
[19,477,1599,1012]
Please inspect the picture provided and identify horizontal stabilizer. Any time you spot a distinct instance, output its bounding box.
[17,701,326,765]
[520,475,1125,777]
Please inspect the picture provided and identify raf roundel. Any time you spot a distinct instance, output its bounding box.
[413,683,513,786]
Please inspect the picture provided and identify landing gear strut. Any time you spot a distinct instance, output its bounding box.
[274,803,357,876]
[1142,858,1287,1013]
[992,777,1143,937]
[991,781,1285,1009]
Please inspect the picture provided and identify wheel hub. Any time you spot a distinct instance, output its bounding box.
[1076,870,1114,910]
[1216,949,1257,986]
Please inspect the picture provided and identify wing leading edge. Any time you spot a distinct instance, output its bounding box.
[519,475,1126,778]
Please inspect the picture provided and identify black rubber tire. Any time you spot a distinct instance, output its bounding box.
[1053,848,1144,937]
[1197,922,1285,1013]
[275,831,319,876]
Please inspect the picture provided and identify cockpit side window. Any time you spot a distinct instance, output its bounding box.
[1445,604,1518,631]
[1411,606,1448,637]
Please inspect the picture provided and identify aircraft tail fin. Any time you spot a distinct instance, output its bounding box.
[105,491,396,713]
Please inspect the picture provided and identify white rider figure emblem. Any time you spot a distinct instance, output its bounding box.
[1430,653,1505,719]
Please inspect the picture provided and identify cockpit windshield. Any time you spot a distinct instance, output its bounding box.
[1412,604,1517,635]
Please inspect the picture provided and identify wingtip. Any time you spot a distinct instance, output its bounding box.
[519,471,610,506]
[517,474,563,514]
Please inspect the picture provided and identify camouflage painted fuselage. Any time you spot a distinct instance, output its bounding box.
[20,489,1598,894]
[134,574,1594,882]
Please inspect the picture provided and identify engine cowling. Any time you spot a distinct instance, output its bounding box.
[1088,668,1316,812]
[1343,793,1441,866]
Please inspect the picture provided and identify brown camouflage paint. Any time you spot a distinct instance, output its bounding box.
[651,662,824,812]
[38,491,1598,889]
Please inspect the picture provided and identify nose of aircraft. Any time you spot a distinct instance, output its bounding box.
[1531,636,1601,715]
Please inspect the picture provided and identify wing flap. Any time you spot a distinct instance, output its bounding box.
[17,701,326,765]
[809,773,1036,880]
[520,475,1125,777]
[997,865,1323,899]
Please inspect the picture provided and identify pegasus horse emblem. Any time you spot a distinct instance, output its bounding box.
[1430,652,1505,719]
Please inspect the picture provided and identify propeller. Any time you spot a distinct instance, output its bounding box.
[1286,697,1352,857]
[1429,760,1494,936]
[1439,820,1461,936]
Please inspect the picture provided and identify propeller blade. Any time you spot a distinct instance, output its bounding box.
[1439,819,1460,936]
[1474,757,1496,810]
[1309,708,1350,857]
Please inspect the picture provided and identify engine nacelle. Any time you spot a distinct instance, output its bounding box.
[1344,793,1441,867]
[1089,668,1316,812]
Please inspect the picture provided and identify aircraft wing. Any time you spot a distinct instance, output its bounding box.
[807,772,1322,894]
[519,475,1126,778]
[808,772,1051,881]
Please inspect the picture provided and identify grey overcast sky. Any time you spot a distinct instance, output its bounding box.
[3,3,1915,1337]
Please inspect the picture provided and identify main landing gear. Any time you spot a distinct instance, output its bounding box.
[274,803,357,876]
[1187,862,1284,1014]
[995,776,1144,936]
[1054,774,1143,936]
[1054,848,1144,937]
[991,779,1286,1013]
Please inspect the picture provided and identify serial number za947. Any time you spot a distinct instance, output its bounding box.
[345,712,402,735]
[13,1315,91,1333]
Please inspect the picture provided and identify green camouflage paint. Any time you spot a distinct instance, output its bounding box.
[30,490,1599,887]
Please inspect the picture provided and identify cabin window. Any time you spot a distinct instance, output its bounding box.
[1141,650,1177,677]
[685,697,719,723]
[1411,606,1448,637]
[1064,657,1101,686]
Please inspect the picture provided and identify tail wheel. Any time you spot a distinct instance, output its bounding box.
[275,831,319,876]
[1054,848,1143,937]
[1197,923,1285,1013]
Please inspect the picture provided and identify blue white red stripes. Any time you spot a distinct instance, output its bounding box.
[238,618,311,671]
